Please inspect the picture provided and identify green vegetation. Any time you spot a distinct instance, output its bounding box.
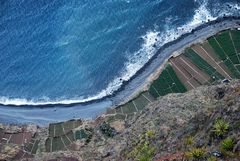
[49,123,64,137]
[24,139,40,154]
[184,136,194,147]
[114,92,155,117]
[208,37,227,60]
[184,48,224,82]
[230,30,240,53]
[133,94,150,110]
[221,138,234,152]
[185,148,206,160]
[48,120,82,137]
[208,31,240,78]
[146,130,155,139]
[100,122,116,137]
[142,91,156,102]
[75,129,88,139]
[121,102,137,114]
[129,141,156,161]
[207,156,217,161]
[45,131,76,152]
[149,64,187,98]
[52,137,66,152]
[75,128,93,143]
[138,142,156,161]
[127,131,157,161]
[213,118,229,137]
[215,31,236,57]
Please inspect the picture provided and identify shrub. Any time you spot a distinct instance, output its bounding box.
[185,136,194,146]
[85,128,94,143]
[128,141,156,161]
[207,156,217,161]
[100,122,116,137]
[75,128,93,144]
[185,148,206,160]
[146,130,155,139]
[213,119,229,137]
[221,138,234,152]
[127,131,157,161]
[139,142,156,161]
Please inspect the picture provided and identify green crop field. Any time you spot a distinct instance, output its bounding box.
[51,137,66,152]
[184,48,224,82]
[25,139,39,154]
[208,37,227,60]
[133,94,149,110]
[121,102,137,114]
[54,124,64,137]
[142,91,156,102]
[208,31,240,78]
[149,64,187,98]
[109,29,240,127]
[230,30,240,53]
[215,31,236,57]
[62,134,71,146]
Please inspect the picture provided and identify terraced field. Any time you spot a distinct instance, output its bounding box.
[1,29,239,161]
[208,30,240,78]
[0,128,39,158]
[45,119,82,152]
[105,29,240,123]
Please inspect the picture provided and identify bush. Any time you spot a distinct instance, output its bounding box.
[139,142,156,161]
[207,156,217,161]
[221,138,234,152]
[146,130,155,139]
[185,136,194,146]
[85,128,94,143]
[100,122,116,137]
[185,148,206,160]
[127,131,157,161]
[213,119,229,137]
[75,128,93,144]
[127,141,156,161]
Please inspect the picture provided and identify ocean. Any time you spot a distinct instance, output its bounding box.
[0,0,239,124]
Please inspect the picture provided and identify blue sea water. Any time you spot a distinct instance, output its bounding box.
[0,0,239,106]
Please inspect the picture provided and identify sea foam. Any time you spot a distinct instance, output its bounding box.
[0,0,238,106]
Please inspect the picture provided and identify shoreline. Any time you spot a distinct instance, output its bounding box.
[110,16,240,106]
[1,16,240,126]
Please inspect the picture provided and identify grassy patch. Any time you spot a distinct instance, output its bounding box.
[185,148,206,160]
[126,131,157,161]
[212,118,229,137]
[207,156,217,161]
[220,138,234,152]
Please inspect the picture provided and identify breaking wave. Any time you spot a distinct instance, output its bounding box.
[0,0,239,106]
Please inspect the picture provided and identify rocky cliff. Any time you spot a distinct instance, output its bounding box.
[1,80,240,161]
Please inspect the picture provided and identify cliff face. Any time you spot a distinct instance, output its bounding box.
[1,81,240,161]
[118,80,240,161]
[103,80,240,161]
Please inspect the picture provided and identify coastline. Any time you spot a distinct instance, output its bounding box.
[1,16,240,126]
[111,16,240,106]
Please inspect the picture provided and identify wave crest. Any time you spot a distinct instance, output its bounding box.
[0,0,239,106]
